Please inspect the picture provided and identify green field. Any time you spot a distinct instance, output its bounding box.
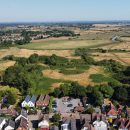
[19,39,112,50]
[90,74,115,83]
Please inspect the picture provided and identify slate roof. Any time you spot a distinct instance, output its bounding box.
[30,95,37,104]
[24,95,31,103]
[8,120,15,128]
[21,109,27,118]
[0,119,4,124]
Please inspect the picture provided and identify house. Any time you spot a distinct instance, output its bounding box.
[28,96,37,108]
[74,106,84,113]
[80,114,92,126]
[113,118,130,130]
[107,103,117,119]
[43,95,50,107]
[0,119,6,130]
[17,117,28,130]
[38,120,49,130]
[81,122,95,130]
[0,106,17,117]
[4,120,15,130]
[61,118,70,130]
[15,110,28,122]
[36,95,50,108]
[80,114,107,130]
[36,95,45,108]
[38,114,49,130]
[21,95,31,108]
[70,119,77,130]
[50,126,59,130]
[93,120,107,130]
[107,108,118,119]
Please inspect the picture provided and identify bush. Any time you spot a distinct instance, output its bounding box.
[83,106,95,114]
[90,74,114,83]
[51,113,61,126]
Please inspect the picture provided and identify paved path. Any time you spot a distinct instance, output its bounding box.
[28,110,41,130]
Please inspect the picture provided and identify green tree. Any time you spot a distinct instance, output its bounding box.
[71,82,86,97]
[52,113,61,126]
[84,106,95,114]
[28,54,39,63]
[88,89,104,106]
[99,86,114,98]
[53,88,61,97]
[113,87,128,102]
[60,83,72,96]
[81,55,95,64]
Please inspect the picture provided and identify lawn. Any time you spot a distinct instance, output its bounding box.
[19,39,111,50]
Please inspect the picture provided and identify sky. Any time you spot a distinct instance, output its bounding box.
[0,0,130,22]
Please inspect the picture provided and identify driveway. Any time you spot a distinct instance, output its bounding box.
[28,110,41,130]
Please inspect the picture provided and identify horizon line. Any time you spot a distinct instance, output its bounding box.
[0,20,130,24]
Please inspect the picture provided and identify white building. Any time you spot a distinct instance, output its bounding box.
[61,119,70,130]
[28,96,37,108]
[0,119,6,130]
[93,120,107,130]
[4,120,15,130]
[21,95,31,108]
[38,120,49,129]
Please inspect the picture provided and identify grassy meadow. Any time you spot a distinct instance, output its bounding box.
[19,39,111,50]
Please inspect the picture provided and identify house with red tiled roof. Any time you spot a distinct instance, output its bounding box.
[0,106,17,117]
[113,118,130,130]
[36,95,45,108]
[36,95,50,108]
[107,103,118,119]
[107,108,118,119]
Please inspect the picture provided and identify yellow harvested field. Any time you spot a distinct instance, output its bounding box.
[0,60,15,72]
[101,42,130,50]
[43,66,105,86]
[32,37,69,42]
[0,48,78,59]
[92,52,130,65]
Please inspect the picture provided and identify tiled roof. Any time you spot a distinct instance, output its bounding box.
[43,95,50,106]
[107,109,118,116]
[19,117,28,129]
[36,95,45,106]
[21,109,27,118]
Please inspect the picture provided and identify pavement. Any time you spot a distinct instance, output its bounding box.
[28,110,41,130]
[55,98,82,113]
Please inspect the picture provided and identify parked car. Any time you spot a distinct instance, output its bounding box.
[67,104,73,107]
